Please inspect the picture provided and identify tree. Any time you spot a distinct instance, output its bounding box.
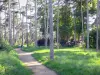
[48,0,54,60]
[96,0,99,51]
[8,0,13,45]
[56,0,60,49]
[35,0,38,47]
[81,0,84,42]
[86,0,89,49]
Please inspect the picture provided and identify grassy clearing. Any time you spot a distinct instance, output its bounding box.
[0,48,33,75]
[0,50,33,75]
[23,46,100,75]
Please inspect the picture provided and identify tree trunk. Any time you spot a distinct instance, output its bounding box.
[21,14,24,46]
[13,9,15,45]
[56,0,60,49]
[81,0,84,42]
[8,0,13,45]
[0,11,2,39]
[73,14,76,45]
[26,4,29,47]
[96,0,99,51]
[44,0,47,48]
[48,0,54,60]
[34,0,37,47]
[86,0,89,49]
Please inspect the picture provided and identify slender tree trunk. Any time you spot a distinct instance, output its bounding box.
[44,0,47,48]
[56,0,60,49]
[48,0,54,60]
[13,9,15,45]
[86,0,89,49]
[73,14,76,45]
[81,0,84,42]
[96,0,99,51]
[46,0,49,47]
[8,0,13,45]
[26,4,28,47]
[4,9,7,40]
[21,14,24,46]
[35,0,38,47]
[0,11,2,39]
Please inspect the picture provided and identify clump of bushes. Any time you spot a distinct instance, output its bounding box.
[84,28,100,48]
[0,39,13,52]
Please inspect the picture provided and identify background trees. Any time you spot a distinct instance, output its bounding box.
[0,0,99,60]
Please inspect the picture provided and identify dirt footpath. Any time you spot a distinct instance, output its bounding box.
[15,48,57,75]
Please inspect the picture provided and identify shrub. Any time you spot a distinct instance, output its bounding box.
[84,28,100,48]
[0,39,12,52]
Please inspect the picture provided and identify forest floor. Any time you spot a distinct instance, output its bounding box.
[15,48,57,75]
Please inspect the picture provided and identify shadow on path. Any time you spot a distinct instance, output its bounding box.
[15,48,57,75]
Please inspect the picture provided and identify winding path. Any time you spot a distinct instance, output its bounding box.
[15,48,57,75]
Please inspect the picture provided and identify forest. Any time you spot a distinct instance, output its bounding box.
[0,0,100,75]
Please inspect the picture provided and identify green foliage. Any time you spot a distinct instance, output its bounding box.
[84,28,100,48]
[0,39,13,52]
[23,47,100,75]
[0,39,33,75]
[0,50,32,75]
[59,5,73,40]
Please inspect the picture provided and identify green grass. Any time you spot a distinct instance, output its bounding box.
[0,50,33,75]
[22,46,45,52]
[23,46,100,75]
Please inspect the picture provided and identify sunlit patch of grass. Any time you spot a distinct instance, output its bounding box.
[22,46,45,52]
[0,50,33,75]
[22,47,100,75]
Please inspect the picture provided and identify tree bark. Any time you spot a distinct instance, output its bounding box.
[48,0,54,60]
[35,0,38,47]
[96,0,99,51]
[81,0,84,42]
[8,0,13,45]
[56,0,60,49]
[86,0,89,49]
[44,0,47,48]
[26,3,29,47]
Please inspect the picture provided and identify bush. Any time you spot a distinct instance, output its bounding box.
[0,39,13,52]
[84,28,100,48]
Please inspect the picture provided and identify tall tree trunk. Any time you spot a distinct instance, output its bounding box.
[48,0,54,60]
[96,0,99,51]
[56,0,60,49]
[21,14,24,46]
[26,3,28,47]
[13,9,15,45]
[86,0,89,49]
[8,0,13,45]
[35,0,37,47]
[0,11,2,39]
[44,0,47,48]
[46,0,49,47]
[73,14,76,45]
[81,0,84,42]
